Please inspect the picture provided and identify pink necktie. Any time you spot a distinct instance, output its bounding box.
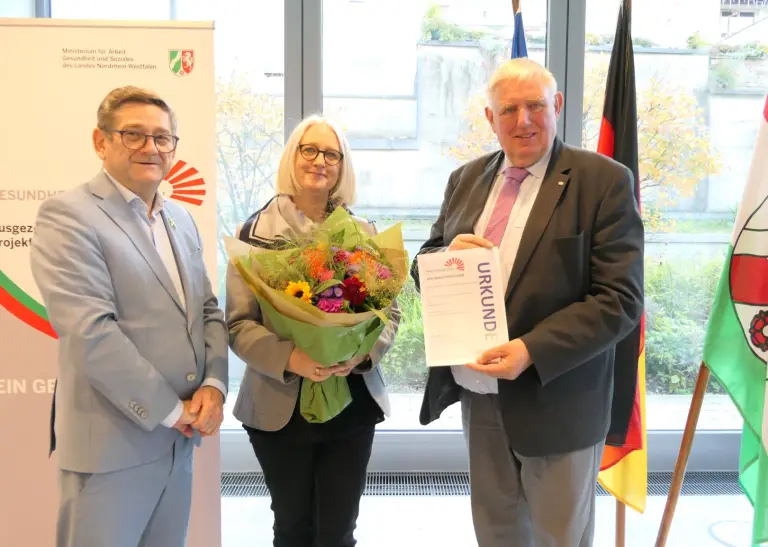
[483,167,529,246]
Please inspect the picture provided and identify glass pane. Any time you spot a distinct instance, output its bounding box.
[0,0,34,17]
[178,1,285,418]
[584,0,763,431]
[51,0,171,19]
[323,0,548,430]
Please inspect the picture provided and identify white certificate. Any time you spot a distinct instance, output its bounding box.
[417,247,509,367]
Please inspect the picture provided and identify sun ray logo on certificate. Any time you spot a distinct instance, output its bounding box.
[444,257,465,271]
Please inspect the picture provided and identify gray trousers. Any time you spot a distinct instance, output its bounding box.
[57,437,194,547]
[461,390,603,547]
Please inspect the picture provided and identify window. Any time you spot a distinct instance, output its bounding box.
[176,1,286,421]
[0,0,34,17]
[52,0,170,19]
[47,0,286,423]
[584,0,764,435]
[322,0,549,430]
[33,0,749,476]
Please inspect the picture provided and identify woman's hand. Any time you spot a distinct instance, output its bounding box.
[326,354,368,377]
[287,348,334,382]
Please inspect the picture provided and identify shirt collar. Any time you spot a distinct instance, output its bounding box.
[103,169,165,217]
[503,146,553,180]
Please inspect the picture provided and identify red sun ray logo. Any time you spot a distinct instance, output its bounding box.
[444,257,465,271]
[159,160,206,206]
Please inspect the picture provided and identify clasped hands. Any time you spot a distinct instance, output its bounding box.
[287,347,367,383]
[172,386,224,439]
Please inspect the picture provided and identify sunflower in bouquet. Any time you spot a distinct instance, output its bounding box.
[226,207,408,423]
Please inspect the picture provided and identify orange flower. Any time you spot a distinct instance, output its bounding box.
[303,247,327,278]
[348,250,377,274]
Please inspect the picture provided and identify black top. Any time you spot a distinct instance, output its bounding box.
[248,374,384,437]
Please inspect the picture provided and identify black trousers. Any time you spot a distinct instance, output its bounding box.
[245,421,375,547]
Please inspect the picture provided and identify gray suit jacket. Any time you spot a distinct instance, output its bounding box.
[30,172,228,474]
[412,139,644,457]
[226,216,395,431]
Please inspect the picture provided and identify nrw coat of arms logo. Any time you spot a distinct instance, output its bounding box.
[169,49,195,77]
[729,194,768,361]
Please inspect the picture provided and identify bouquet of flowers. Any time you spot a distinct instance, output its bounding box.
[225,207,408,423]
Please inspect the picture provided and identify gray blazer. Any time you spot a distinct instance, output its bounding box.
[30,172,228,474]
[226,216,396,431]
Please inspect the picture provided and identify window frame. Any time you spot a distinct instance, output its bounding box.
[37,0,741,474]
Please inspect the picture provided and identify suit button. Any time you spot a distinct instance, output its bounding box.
[186,373,197,382]
[140,411,148,419]
[129,401,137,410]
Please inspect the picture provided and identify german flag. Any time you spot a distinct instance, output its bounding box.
[595,0,647,514]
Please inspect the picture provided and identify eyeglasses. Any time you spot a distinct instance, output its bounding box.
[298,144,343,166]
[108,129,180,153]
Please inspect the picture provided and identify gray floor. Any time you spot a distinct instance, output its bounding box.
[222,493,752,546]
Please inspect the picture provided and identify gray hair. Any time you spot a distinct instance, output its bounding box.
[96,86,178,133]
[487,58,558,101]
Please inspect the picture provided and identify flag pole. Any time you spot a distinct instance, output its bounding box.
[616,500,626,547]
[512,0,520,13]
[615,2,632,528]
[655,361,711,546]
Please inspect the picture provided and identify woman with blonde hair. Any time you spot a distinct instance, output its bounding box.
[226,114,398,547]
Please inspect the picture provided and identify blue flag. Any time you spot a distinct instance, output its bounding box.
[512,10,528,58]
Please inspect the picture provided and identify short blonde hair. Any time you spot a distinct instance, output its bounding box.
[276,114,357,206]
[487,58,558,101]
[97,86,178,133]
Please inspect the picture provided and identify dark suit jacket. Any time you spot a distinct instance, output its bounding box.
[411,138,644,457]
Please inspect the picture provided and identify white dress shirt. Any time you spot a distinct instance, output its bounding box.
[450,149,553,394]
[104,170,227,428]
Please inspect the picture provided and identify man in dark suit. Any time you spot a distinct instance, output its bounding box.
[411,58,644,546]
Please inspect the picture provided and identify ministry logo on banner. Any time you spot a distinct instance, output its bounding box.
[159,160,206,206]
[169,49,194,76]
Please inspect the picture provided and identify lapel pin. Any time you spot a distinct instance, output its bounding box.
[558,181,565,186]
[169,216,177,229]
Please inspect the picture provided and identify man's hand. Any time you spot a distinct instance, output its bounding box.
[173,400,199,439]
[466,339,533,381]
[448,234,494,252]
[326,354,367,377]
[189,386,224,437]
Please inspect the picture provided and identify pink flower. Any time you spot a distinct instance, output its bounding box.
[376,264,392,279]
[334,250,352,264]
[317,298,344,313]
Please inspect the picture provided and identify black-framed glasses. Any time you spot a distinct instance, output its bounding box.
[108,129,180,153]
[298,144,343,166]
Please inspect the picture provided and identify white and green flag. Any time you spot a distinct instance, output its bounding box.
[704,94,768,546]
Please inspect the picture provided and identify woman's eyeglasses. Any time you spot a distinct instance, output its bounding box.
[298,144,343,166]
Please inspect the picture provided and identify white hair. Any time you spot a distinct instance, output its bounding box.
[276,114,357,206]
[487,58,558,101]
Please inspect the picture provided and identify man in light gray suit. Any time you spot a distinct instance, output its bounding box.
[30,86,228,547]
